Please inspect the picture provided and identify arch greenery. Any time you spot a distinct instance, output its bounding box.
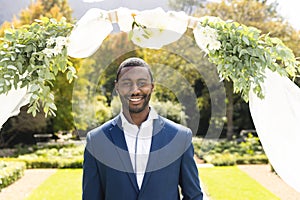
[0,14,299,117]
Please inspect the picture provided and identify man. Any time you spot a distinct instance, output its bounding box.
[83,57,203,200]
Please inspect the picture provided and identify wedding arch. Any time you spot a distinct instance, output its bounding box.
[0,7,299,192]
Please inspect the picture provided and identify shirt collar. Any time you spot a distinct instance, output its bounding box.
[120,106,158,128]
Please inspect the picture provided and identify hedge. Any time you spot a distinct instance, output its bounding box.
[0,161,26,191]
[1,157,83,169]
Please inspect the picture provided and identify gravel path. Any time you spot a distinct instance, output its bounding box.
[238,165,300,200]
[0,169,57,200]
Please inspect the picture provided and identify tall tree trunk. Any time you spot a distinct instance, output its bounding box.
[225,80,234,140]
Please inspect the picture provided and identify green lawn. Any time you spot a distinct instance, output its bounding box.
[26,169,82,200]
[26,166,279,200]
[199,166,280,200]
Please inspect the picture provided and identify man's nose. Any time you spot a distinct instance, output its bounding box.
[130,83,141,94]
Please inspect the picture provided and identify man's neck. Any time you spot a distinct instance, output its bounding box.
[122,107,150,127]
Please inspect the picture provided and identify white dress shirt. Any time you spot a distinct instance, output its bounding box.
[120,108,158,189]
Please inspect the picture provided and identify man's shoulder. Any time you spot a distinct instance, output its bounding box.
[87,116,120,137]
[158,115,191,134]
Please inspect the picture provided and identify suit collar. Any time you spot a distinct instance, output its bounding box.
[110,115,166,193]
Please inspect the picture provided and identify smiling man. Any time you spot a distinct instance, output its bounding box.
[82,57,203,200]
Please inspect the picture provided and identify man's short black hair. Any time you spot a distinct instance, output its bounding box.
[115,57,154,82]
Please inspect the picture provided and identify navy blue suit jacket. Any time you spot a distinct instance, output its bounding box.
[83,115,203,200]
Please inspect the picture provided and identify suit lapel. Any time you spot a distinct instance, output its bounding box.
[109,116,139,193]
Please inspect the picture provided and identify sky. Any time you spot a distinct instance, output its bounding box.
[272,0,300,30]
[1,0,300,30]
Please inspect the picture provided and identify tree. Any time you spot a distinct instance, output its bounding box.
[168,0,207,15]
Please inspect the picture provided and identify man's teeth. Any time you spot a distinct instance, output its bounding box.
[130,98,142,102]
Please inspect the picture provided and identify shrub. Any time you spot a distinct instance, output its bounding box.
[203,153,236,166]
[0,161,26,191]
[14,144,84,168]
[193,134,268,166]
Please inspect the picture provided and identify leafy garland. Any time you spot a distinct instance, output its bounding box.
[197,17,300,101]
[0,17,76,117]
[0,13,299,117]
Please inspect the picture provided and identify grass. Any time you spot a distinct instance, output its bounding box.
[198,166,280,200]
[26,166,279,200]
[26,169,82,200]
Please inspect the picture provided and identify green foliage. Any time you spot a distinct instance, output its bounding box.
[203,152,236,166]
[151,99,188,125]
[0,161,26,191]
[199,17,300,101]
[0,17,76,117]
[8,144,85,168]
[193,134,267,166]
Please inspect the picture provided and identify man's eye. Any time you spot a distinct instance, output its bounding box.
[137,82,147,87]
[121,82,132,87]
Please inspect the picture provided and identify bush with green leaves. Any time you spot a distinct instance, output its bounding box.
[14,144,84,168]
[0,161,26,190]
[193,133,268,166]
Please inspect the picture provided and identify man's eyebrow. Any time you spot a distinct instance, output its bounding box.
[137,78,148,81]
[119,78,131,82]
[119,78,149,82]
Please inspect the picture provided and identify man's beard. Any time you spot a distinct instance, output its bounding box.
[120,93,151,114]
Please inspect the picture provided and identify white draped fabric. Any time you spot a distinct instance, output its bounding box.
[0,87,30,129]
[67,7,189,57]
[249,69,300,192]
[67,8,113,58]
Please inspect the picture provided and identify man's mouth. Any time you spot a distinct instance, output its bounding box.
[128,96,144,103]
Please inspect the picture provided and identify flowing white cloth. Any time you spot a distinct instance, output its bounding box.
[67,7,188,58]
[0,87,30,129]
[249,69,300,192]
[67,8,113,58]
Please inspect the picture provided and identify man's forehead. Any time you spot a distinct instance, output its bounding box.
[119,66,151,80]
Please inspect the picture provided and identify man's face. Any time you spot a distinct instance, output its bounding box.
[116,66,154,114]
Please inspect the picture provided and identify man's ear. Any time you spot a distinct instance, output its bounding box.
[114,80,119,94]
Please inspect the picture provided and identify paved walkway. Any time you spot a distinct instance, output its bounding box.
[238,165,300,200]
[0,169,57,200]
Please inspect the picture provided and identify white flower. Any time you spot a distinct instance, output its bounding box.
[198,16,224,24]
[43,48,53,57]
[46,37,56,46]
[52,45,63,56]
[193,25,221,53]
[55,36,68,47]
[209,40,222,51]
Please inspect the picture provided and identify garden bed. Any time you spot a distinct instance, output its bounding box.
[0,161,26,191]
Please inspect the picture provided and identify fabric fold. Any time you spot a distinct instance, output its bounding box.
[67,8,113,58]
[249,69,300,192]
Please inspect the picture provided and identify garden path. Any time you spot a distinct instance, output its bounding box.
[238,165,300,200]
[0,169,56,200]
